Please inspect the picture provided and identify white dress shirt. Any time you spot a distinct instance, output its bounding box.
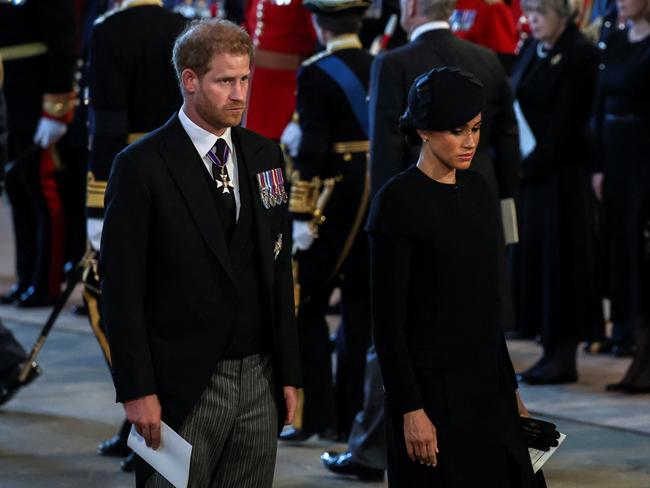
[410,20,450,42]
[179,106,241,220]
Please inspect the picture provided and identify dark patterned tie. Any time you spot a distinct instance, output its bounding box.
[207,138,235,218]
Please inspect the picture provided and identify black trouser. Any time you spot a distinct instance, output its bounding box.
[295,231,371,438]
[5,134,65,298]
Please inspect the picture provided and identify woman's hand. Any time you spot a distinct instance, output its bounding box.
[516,391,530,418]
[591,172,604,201]
[403,409,438,467]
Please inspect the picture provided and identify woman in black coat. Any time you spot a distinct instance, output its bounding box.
[368,67,542,488]
[512,0,603,384]
[593,0,650,392]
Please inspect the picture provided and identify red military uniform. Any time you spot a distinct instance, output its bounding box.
[244,0,317,140]
[451,0,518,54]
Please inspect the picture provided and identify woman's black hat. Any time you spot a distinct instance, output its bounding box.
[400,67,484,132]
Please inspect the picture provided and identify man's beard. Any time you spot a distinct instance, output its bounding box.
[195,97,245,131]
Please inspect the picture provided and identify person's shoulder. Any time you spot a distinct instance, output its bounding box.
[366,169,419,232]
[232,126,279,153]
[376,41,417,64]
[95,4,184,31]
[456,35,502,67]
[116,123,168,169]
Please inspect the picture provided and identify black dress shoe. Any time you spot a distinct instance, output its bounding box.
[98,435,130,457]
[522,371,577,385]
[121,452,136,472]
[0,361,43,405]
[612,344,637,358]
[605,381,630,392]
[0,284,26,305]
[279,426,316,442]
[17,288,56,308]
[321,451,384,481]
[622,384,650,395]
[71,303,88,316]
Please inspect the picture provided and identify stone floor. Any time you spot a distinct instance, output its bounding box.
[1,201,650,487]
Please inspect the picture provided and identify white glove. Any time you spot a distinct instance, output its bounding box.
[86,218,103,252]
[280,121,302,158]
[292,220,315,252]
[33,116,67,148]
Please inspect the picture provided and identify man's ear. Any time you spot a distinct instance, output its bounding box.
[181,68,198,95]
[407,0,417,19]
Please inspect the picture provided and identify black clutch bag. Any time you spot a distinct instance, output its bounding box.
[520,417,561,451]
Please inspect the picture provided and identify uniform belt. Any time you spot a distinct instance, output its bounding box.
[331,140,370,154]
[0,42,48,61]
[127,132,147,144]
[254,49,302,71]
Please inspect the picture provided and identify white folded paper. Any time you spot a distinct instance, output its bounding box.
[514,100,536,158]
[529,432,566,473]
[128,422,192,488]
[500,198,519,245]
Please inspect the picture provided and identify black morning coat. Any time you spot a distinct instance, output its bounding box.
[100,115,301,451]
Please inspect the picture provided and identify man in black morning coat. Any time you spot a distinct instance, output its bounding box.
[325,0,523,480]
[101,19,300,487]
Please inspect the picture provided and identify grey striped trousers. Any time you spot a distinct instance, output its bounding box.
[147,354,278,488]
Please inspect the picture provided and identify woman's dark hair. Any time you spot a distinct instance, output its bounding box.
[399,118,423,146]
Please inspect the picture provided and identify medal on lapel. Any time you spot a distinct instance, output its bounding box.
[274,233,283,260]
[256,168,288,209]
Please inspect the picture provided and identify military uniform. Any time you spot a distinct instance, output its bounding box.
[243,0,317,140]
[85,0,185,362]
[452,0,519,72]
[288,1,373,438]
[85,0,186,465]
[0,0,76,306]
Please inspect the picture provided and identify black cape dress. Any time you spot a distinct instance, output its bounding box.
[367,165,540,487]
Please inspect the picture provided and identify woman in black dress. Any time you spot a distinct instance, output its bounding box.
[368,67,541,487]
[512,0,603,384]
[593,0,650,392]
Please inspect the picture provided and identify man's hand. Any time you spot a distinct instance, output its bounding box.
[516,391,530,418]
[124,394,162,449]
[403,409,438,467]
[283,386,298,425]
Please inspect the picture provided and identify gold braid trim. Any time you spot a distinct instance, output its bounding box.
[289,175,321,214]
[86,172,107,209]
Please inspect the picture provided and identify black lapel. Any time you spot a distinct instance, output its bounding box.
[231,126,274,289]
[511,39,536,93]
[160,114,234,283]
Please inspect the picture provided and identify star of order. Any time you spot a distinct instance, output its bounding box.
[217,174,234,194]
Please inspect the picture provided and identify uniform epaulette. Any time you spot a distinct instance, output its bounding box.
[94,0,163,25]
[302,50,330,67]
[93,7,119,25]
[484,0,503,5]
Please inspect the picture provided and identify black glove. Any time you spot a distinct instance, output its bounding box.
[520,417,560,451]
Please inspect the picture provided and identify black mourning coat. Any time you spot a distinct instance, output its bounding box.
[367,167,537,487]
[101,115,301,433]
[512,24,603,341]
